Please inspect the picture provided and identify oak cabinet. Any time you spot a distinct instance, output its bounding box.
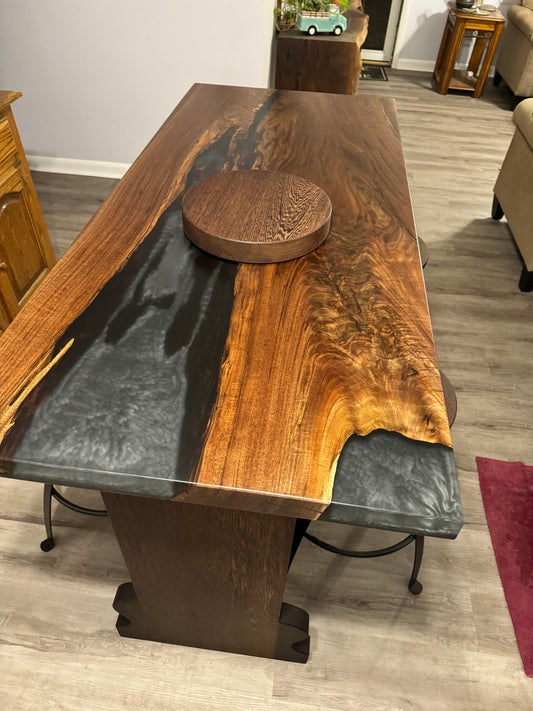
[0,90,55,335]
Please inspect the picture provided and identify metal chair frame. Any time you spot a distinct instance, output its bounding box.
[41,483,107,552]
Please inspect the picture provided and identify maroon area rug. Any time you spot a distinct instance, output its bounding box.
[477,457,533,676]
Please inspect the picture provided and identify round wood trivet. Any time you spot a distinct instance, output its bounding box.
[181,170,332,263]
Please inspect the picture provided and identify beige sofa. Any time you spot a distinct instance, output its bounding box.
[492,98,533,291]
[494,0,533,98]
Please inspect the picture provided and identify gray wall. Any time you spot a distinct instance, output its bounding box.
[0,0,275,163]
[1,0,516,163]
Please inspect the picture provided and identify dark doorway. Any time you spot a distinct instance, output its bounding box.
[360,0,402,62]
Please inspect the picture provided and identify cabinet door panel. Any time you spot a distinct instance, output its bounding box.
[0,288,14,330]
[0,96,55,336]
[0,188,50,304]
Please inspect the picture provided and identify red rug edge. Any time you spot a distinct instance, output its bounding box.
[476,456,533,678]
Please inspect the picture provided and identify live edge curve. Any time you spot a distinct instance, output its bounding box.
[0,84,459,526]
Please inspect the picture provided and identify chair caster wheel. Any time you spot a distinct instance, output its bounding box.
[409,580,423,595]
[40,537,55,552]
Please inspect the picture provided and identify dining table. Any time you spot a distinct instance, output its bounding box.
[0,83,463,663]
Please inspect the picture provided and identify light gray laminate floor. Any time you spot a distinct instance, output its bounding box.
[1,71,532,710]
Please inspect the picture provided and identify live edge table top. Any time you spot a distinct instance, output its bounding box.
[0,84,462,539]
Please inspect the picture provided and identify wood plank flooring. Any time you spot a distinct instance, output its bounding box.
[1,72,532,710]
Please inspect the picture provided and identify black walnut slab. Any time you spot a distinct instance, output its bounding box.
[0,86,453,519]
[0,84,461,663]
[182,170,332,263]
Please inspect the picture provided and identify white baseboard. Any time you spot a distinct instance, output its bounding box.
[392,58,436,73]
[27,155,131,179]
[392,58,496,78]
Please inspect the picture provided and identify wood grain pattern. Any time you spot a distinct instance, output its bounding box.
[191,91,451,508]
[433,9,505,98]
[101,492,303,660]
[182,170,331,263]
[0,93,56,330]
[0,85,451,520]
[0,84,266,445]
[275,6,368,95]
[0,90,22,113]
[1,70,531,708]
[0,118,18,171]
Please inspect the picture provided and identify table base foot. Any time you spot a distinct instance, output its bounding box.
[519,265,533,292]
[112,583,310,662]
[275,603,310,663]
[112,582,152,641]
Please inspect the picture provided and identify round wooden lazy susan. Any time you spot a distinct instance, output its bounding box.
[181,170,332,263]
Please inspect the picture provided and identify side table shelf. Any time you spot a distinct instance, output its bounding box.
[433,7,506,98]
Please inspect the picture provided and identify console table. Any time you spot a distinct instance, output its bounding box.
[434,7,505,98]
[0,84,462,663]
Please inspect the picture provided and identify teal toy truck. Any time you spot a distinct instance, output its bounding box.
[297,4,347,35]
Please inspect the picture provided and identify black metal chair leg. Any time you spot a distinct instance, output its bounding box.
[304,529,425,595]
[50,486,107,517]
[40,484,108,552]
[408,535,424,595]
[40,483,55,552]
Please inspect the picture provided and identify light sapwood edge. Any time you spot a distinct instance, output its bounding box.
[0,84,234,445]
[0,339,73,442]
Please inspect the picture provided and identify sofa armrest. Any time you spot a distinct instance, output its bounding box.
[508,5,533,42]
[513,98,533,150]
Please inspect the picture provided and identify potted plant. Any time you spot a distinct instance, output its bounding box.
[274,2,300,31]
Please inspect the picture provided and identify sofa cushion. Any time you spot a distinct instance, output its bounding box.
[509,5,533,42]
[513,98,533,151]
[522,0,533,12]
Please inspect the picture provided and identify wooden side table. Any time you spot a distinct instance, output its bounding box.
[433,7,506,98]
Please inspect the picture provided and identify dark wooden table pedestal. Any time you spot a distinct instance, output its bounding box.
[102,493,310,662]
[0,84,462,665]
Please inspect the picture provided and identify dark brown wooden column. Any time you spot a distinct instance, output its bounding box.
[102,493,309,661]
[275,9,368,95]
